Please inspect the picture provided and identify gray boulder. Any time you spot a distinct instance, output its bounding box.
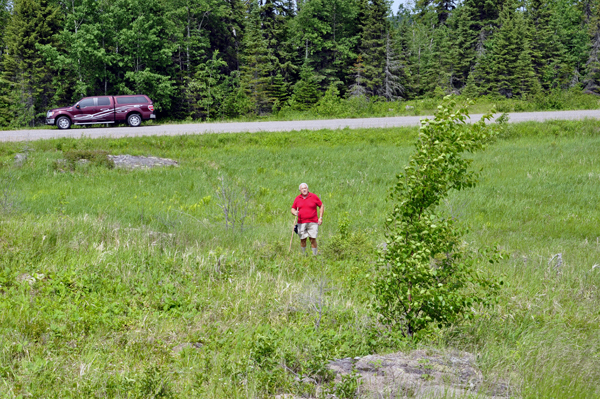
[107,155,178,169]
[327,350,511,398]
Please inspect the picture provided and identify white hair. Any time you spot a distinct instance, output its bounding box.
[299,183,308,190]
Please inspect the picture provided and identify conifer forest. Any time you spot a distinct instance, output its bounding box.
[0,0,598,127]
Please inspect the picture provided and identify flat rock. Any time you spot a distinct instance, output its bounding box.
[327,350,510,398]
[108,155,178,169]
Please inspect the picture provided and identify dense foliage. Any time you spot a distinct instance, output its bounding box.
[373,98,502,337]
[0,0,599,127]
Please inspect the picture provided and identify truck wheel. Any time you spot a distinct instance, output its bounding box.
[56,116,71,130]
[127,113,142,127]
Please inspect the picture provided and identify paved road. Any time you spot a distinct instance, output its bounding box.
[2,109,599,142]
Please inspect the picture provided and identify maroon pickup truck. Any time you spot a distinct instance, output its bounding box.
[46,95,156,129]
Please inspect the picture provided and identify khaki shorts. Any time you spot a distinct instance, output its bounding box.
[297,223,318,239]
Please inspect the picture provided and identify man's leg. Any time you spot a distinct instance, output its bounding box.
[309,237,318,255]
[300,237,307,254]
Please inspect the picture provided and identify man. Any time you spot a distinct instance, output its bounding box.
[291,183,324,255]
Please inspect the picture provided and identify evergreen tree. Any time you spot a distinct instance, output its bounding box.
[260,0,295,77]
[392,6,413,97]
[421,22,454,95]
[190,51,227,120]
[290,0,361,91]
[349,54,367,97]
[447,5,479,90]
[527,0,568,89]
[383,30,404,100]
[240,0,272,114]
[481,1,539,97]
[0,0,9,66]
[1,0,61,127]
[554,0,588,86]
[269,73,290,111]
[358,0,390,96]
[289,62,321,110]
[583,0,600,93]
[416,0,456,25]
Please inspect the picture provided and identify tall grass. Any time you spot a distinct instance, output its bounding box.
[0,119,599,397]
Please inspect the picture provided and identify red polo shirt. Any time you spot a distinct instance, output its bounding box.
[292,193,322,224]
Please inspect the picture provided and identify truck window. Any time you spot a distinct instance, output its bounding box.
[79,98,94,108]
[97,97,111,106]
[116,96,147,104]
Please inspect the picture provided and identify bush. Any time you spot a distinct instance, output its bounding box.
[323,214,372,261]
[57,149,114,170]
[372,96,503,338]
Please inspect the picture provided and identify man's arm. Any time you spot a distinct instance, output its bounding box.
[291,208,298,216]
[318,204,324,225]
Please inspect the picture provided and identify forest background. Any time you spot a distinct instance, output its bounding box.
[1,0,600,128]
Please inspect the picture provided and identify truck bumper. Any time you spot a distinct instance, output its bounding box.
[46,118,55,125]
[150,114,156,119]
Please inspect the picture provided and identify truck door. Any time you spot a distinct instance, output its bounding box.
[95,97,114,122]
[72,97,97,124]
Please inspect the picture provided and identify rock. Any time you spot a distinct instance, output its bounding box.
[405,105,415,110]
[77,159,90,166]
[16,273,34,284]
[327,349,509,398]
[14,153,27,166]
[108,155,178,169]
[16,273,45,285]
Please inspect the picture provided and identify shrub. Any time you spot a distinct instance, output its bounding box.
[372,96,503,338]
[57,149,114,170]
[323,214,372,261]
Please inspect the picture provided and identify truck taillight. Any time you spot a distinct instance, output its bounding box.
[148,105,154,112]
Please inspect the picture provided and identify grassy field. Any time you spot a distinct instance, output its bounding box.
[0,117,599,398]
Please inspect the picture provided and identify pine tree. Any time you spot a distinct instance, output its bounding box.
[358,0,389,96]
[191,51,227,120]
[416,0,456,25]
[513,13,541,96]
[260,0,295,77]
[422,23,454,95]
[459,0,507,94]
[383,30,404,100]
[486,1,539,98]
[392,6,413,97]
[289,63,321,110]
[583,0,600,94]
[447,5,479,90]
[240,0,273,114]
[290,0,361,92]
[1,0,61,127]
[0,0,9,66]
[269,73,290,111]
[584,26,600,94]
[527,0,568,89]
[349,54,367,97]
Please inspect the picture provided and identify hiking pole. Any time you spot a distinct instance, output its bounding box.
[289,214,298,252]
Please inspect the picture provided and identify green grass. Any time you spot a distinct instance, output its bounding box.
[0,119,599,397]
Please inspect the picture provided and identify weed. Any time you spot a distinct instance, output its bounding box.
[215,176,250,232]
[56,149,114,171]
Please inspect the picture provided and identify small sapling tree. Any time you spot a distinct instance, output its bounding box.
[373,96,502,338]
